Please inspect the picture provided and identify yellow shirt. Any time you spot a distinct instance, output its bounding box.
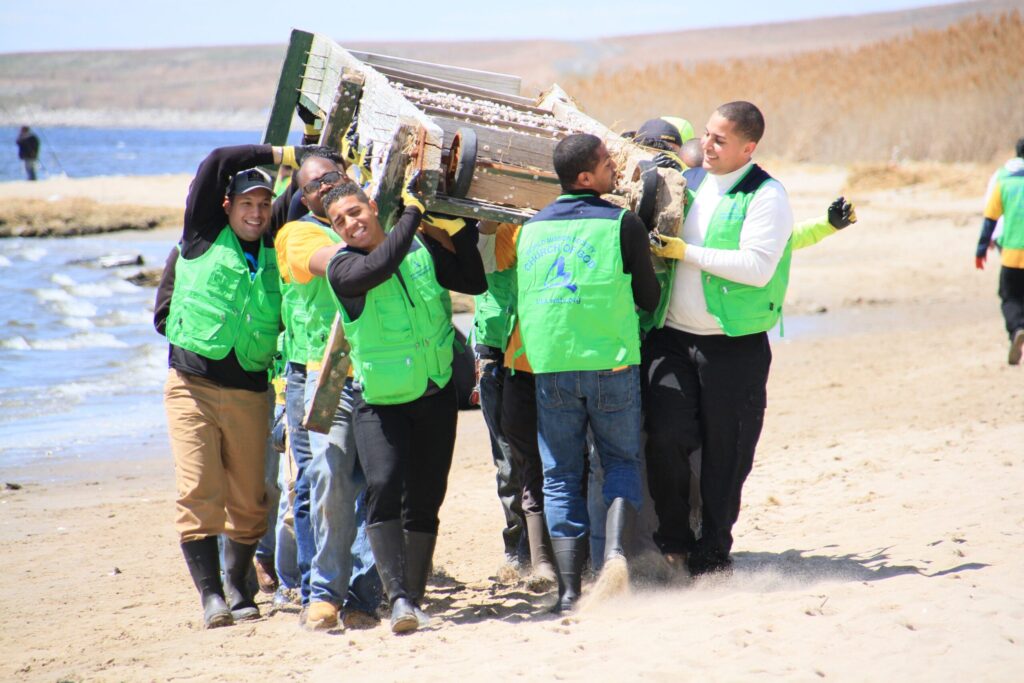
[275,216,337,285]
[984,181,1024,268]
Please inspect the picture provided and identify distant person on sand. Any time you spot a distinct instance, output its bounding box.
[645,101,793,576]
[16,126,40,181]
[163,142,318,629]
[975,137,1024,365]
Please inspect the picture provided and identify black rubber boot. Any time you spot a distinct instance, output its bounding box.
[181,537,233,629]
[525,512,557,586]
[223,539,260,621]
[404,530,437,628]
[550,535,587,614]
[604,498,637,564]
[366,520,419,634]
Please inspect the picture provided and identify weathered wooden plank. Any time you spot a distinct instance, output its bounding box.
[371,64,540,111]
[347,50,522,97]
[425,195,535,225]
[301,314,351,434]
[433,117,560,172]
[465,168,560,212]
[263,29,315,145]
[321,69,364,152]
[418,104,566,138]
[374,122,416,231]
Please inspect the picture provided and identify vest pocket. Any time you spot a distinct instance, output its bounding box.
[361,353,426,404]
[373,293,413,342]
[178,299,228,342]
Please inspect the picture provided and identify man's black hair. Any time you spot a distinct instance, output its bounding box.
[553,133,604,190]
[716,101,765,143]
[1016,137,1024,159]
[323,181,369,213]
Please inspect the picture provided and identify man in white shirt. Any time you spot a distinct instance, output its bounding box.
[644,101,793,575]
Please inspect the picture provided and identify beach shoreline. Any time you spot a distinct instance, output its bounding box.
[3,166,1023,681]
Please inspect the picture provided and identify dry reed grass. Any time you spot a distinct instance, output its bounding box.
[0,197,182,237]
[567,12,1024,164]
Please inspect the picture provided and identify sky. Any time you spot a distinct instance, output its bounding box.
[0,0,968,53]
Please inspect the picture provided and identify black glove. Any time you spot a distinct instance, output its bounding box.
[653,151,682,172]
[827,196,857,229]
[270,410,287,454]
[296,104,318,125]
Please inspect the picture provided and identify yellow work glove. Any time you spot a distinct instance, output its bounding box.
[651,234,687,260]
[401,170,426,213]
[423,212,466,236]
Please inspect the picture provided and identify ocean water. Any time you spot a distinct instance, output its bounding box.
[0,126,301,181]
[0,233,178,467]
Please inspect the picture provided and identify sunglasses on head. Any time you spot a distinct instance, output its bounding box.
[303,170,344,195]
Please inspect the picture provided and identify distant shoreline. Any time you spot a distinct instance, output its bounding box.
[0,106,278,131]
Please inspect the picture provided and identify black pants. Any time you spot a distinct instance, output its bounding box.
[352,380,457,534]
[642,326,771,560]
[501,370,545,516]
[999,266,1024,338]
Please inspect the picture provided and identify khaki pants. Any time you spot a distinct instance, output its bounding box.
[164,369,270,544]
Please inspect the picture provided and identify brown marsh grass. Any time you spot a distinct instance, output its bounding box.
[568,12,1024,164]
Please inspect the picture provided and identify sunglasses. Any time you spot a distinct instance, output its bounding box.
[302,170,343,195]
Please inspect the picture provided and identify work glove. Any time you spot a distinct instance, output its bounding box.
[827,196,857,229]
[653,151,682,172]
[401,169,426,213]
[651,234,687,260]
[423,212,467,236]
[270,410,287,454]
[281,145,333,169]
[296,105,320,144]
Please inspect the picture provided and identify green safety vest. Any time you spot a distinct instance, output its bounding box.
[337,237,455,405]
[516,194,640,373]
[282,217,343,365]
[167,226,282,372]
[997,165,1024,250]
[473,268,517,350]
[648,164,791,337]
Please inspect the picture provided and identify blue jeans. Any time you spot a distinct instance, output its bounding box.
[256,398,282,562]
[535,367,643,540]
[304,372,381,610]
[283,363,316,604]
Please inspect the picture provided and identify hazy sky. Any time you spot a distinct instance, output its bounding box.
[1,0,966,53]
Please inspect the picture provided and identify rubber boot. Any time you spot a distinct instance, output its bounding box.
[550,535,587,614]
[181,537,233,629]
[404,530,437,628]
[223,539,260,621]
[604,498,636,564]
[366,520,419,634]
[525,512,557,587]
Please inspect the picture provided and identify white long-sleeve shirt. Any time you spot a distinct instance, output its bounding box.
[665,160,793,335]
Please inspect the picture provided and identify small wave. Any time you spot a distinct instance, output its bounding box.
[55,299,98,317]
[51,273,76,287]
[62,317,96,330]
[73,283,115,298]
[101,309,152,326]
[0,255,11,267]
[36,287,73,303]
[0,336,31,350]
[17,246,46,262]
[13,332,128,351]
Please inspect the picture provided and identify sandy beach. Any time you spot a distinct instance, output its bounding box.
[2,164,1022,682]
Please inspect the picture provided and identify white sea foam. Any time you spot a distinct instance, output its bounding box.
[29,332,128,351]
[73,283,115,298]
[55,299,98,318]
[62,317,96,330]
[0,336,31,350]
[51,273,76,287]
[36,287,73,303]
[18,246,46,262]
[102,309,152,326]
[0,255,11,267]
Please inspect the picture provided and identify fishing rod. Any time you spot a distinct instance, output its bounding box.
[3,97,70,177]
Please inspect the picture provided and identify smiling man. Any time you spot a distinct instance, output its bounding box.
[164,143,319,628]
[645,101,794,576]
[274,152,382,631]
[323,177,486,634]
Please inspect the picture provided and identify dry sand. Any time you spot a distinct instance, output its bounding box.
[2,165,1022,682]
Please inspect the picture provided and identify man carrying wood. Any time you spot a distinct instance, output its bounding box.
[516,133,660,612]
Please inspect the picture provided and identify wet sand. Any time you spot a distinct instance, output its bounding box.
[2,165,1022,681]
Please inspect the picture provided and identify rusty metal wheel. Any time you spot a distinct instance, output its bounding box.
[446,127,477,198]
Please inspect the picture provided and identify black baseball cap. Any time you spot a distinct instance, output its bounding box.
[635,118,683,147]
[227,167,273,196]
